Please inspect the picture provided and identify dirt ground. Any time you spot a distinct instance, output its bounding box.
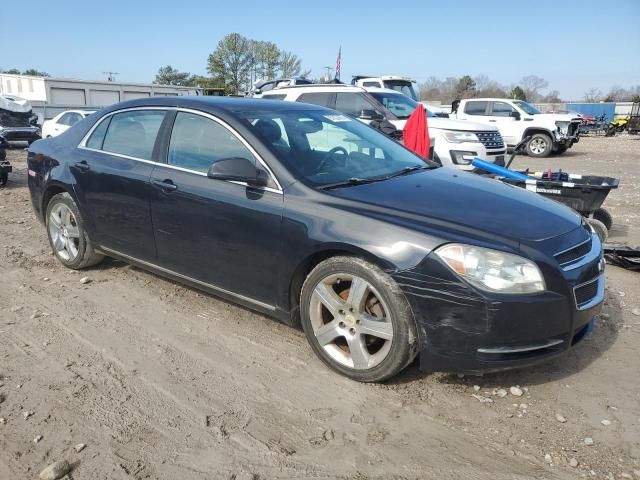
[1,135,639,480]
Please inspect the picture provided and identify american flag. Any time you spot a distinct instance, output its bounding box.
[335,46,341,80]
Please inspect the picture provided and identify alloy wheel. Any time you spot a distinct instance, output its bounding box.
[48,203,81,261]
[529,137,547,155]
[309,273,393,370]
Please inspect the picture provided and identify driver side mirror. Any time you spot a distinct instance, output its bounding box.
[207,157,269,187]
[510,111,521,121]
[359,109,384,121]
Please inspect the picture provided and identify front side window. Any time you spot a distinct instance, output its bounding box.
[464,101,488,116]
[491,102,517,117]
[102,110,166,160]
[168,112,256,174]
[242,109,436,187]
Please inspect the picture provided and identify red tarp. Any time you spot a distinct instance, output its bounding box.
[402,104,430,159]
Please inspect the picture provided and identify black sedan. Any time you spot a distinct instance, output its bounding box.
[27,97,604,382]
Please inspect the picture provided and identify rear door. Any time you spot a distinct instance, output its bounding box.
[75,108,169,261]
[148,110,284,306]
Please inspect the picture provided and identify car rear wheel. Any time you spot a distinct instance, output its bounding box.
[46,192,103,269]
[593,208,613,231]
[300,256,417,382]
[0,172,7,187]
[526,133,553,158]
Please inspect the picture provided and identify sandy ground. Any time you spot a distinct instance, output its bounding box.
[1,136,639,480]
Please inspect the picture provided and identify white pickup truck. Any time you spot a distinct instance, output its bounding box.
[351,75,419,101]
[261,85,507,172]
[452,98,581,158]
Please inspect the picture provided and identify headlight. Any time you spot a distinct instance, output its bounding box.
[435,244,545,294]
[442,130,479,143]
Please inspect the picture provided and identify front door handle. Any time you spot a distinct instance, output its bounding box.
[74,161,90,172]
[152,179,178,192]
[489,119,497,122]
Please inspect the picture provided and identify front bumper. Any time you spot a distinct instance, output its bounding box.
[0,127,41,143]
[394,231,604,374]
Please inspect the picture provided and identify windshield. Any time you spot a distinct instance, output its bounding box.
[513,100,542,115]
[382,80,418,101]
[241,109,435,188]
[369,92,433,119]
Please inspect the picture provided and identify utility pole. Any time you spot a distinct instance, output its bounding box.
[103,71,120,82]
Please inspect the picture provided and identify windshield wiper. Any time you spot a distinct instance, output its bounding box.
[318,177,376,190]
[318,166,430,191]
[384,165,429,179]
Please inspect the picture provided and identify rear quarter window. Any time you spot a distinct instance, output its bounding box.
[297,92,332,107]
[85,116,112,149]
[464,101,488,115]
[262,94,286,100]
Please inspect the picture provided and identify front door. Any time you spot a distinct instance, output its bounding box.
[149,111,283,306]
[74,108,168,261]
[488,101,521,146]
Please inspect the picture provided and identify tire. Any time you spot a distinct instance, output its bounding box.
[605,127,616,137]
[525,133,553,158]
[593,208,613,231]
[587,218,608,244]
[0,148,6,160]
[300,256,418,382]
[554,145,568,155]
[0,172,7,187]
[45,192,103,269]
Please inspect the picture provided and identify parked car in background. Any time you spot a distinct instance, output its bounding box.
[452,98,581,158]
[264,84,506,171]
[250,77,313,97]
[42,110,96,138]
[28,96,604,382]
[351,75,419,101]
[0,95,41,146]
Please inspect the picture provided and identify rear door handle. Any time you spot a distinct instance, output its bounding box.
[74,161,90,172]
[152,179,178,192]
[489,120,497,122]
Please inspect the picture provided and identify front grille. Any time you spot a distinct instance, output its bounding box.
[574,278,599,308]
[555,237,592,267]
[473,131,505,150]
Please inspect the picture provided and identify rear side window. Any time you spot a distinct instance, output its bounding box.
[168,112,256,174]
[297,92,332,107]
[464,101,488,115]
[85,116,112,149]
[335,93,378,117]
[102,110,167,160]
[262,94,286,100]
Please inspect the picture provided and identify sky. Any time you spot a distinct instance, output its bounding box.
[1,0,639,100]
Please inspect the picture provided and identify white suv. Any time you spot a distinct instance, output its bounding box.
[262,85,506,171]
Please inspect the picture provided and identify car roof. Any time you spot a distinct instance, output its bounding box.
[103,95,331,114]
[264,84,366,95]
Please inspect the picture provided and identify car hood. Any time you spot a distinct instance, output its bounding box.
[390,116,497,132]
[326,168,582,243]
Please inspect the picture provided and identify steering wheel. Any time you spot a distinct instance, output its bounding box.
[316,146,349,173]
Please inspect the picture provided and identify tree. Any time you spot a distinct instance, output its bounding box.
[3,68,21,74]
[279,51,302,78]
[154,65,194,86]
[510,86,527,100]
[541,90,561,103]
[454,75,476,99]
[583,87,602,103]
[22,68,50,77]
[207,33,252,95]
[520,75,548,102]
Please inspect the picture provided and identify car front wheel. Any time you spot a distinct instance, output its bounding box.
[526,133,553,158]
[300,256,417,382]
[46,192,103,269]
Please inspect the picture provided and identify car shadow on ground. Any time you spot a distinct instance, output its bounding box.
[389,285,623,388]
